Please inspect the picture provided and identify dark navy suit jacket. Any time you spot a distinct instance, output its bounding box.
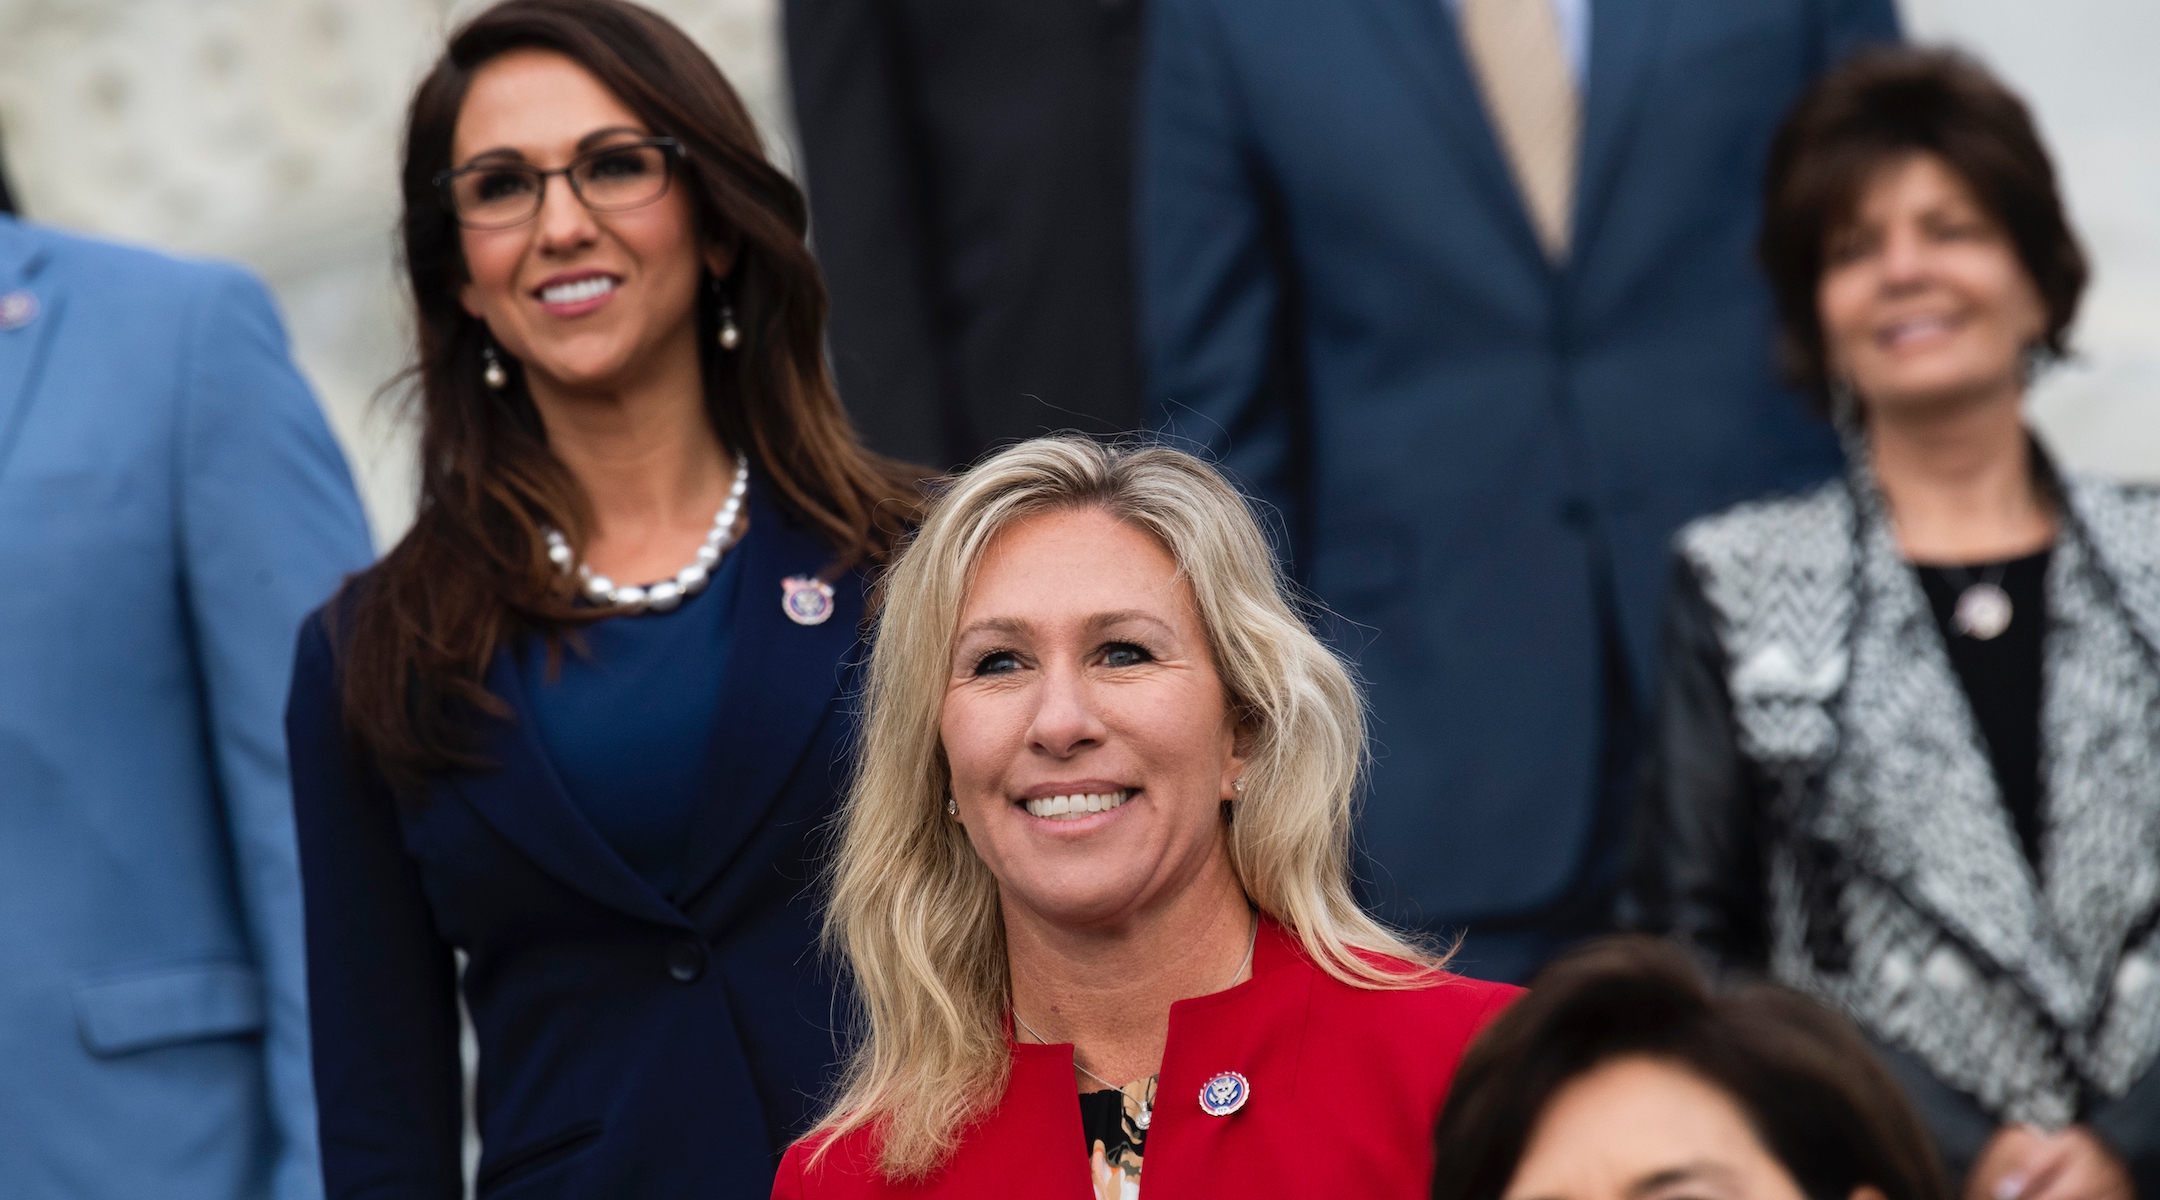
[287,486,860,1200]
[1139,0,1897,933]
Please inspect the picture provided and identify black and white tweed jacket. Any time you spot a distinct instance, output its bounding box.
[1633,446,2160,1136]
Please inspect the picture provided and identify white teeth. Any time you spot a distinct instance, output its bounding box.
[540,276,618,305]
[1023,790,1132,821]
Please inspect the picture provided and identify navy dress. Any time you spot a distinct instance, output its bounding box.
[288,483,865,1200]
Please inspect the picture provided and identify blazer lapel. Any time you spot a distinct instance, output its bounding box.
[1569,0,1676,265]
[0,221,66,482]
[1833,496,2087,1024]
[1355,0,1548,266]
[447,653,690,930]
[675,485,863,913]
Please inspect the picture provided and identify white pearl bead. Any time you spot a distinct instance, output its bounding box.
[538,454,746,614]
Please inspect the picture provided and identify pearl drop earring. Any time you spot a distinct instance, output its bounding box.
[718,299,741,351]
[482,342,508,391]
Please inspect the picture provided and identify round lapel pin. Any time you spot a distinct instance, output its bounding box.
[0,290,38,331]
[781,575,836,626]
[1198,1070,1250,1117]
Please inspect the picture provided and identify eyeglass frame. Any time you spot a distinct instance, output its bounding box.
[433,136,688,230]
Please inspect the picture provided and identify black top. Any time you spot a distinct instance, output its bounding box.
[1079,1076,1151,1191]
[1912,549,2051,874]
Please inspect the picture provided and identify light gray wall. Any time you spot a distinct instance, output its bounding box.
[0,0,2152,548]
[1902,0,2160,481]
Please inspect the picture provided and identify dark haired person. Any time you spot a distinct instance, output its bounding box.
[284,1,922,1197]
[1629,48,2159,1200]
[0,144,373,1195]
[1432,937,1947,1200]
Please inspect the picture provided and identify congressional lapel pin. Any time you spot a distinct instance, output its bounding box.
[0,290,38,331]
[781,575,836,626]
[1198,1071,1250,1117]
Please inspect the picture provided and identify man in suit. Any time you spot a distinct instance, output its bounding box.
[1140,0,1898,981]
[0,180,373,1193]
[786,0,1145,470]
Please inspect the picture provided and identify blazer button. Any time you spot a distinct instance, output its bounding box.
[667,940,708,984]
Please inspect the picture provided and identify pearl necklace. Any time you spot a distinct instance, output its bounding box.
[543,453,749,614]
[1011,913,1258,1131]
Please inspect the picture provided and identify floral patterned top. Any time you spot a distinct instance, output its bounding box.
[1078,1074,1155,1200]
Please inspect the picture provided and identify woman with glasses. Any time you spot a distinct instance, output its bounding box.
[283,2,920,1197]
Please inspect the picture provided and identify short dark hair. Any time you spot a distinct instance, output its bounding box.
[1431,937,1947,1200]
[1758,47,2087,408]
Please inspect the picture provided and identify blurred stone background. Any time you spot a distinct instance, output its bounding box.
[0,0,792,546]
[0,0,2152,549]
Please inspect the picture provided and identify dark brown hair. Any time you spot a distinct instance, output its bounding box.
[1431,937,1946,1200]
[1759,47,2088,407]
[342,0,922,784]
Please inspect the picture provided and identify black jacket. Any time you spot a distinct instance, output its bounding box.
[1629,459,2160,1193]
[785,0,1144,469]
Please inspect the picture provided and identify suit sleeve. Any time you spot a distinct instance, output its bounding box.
[1622,553,1772,973]
[1136,0,1309,568]
[287,615,465,1200]
[784,0,952,468]
[174,265,376,1200]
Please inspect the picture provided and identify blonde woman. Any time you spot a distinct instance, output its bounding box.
[775,438,1518,1200]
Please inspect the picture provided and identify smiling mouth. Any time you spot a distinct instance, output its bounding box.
[1022,789,1133,821]
[1878,312,1961,348]
[538,276,620,305]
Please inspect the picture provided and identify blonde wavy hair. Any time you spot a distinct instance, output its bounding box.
[809,436,1442,1180]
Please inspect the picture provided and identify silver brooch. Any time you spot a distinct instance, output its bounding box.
[0,290,38,331]
[781,575,835,626]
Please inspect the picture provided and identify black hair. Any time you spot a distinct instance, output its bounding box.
[1432,937,1947,1200]
[1759,47,2086,409]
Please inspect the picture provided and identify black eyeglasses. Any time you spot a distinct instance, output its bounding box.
[435,137,686,230]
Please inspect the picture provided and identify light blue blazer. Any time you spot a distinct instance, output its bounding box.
[0,216,373,1199]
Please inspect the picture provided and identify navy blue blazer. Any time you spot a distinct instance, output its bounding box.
[288,485,862,1200]
[1138,0,1898,930]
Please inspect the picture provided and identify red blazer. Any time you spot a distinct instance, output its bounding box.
[774,921,1520,1199]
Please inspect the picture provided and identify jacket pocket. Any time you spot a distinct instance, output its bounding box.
[477,1120,604,1196]
[72,961,266,1058]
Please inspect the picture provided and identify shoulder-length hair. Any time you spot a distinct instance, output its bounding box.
[1432,936,1947,1200]
[1759,46,2088,410]
[339,0,920,783]
[811,436,1440,1180]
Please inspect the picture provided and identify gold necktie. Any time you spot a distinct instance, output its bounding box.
[1458,0,1580,261]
